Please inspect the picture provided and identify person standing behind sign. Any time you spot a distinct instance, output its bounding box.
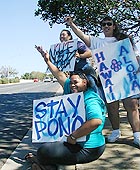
[59,29,100,94]
[59,29,90,72]
[25,46,106,170]
[59,29,91,72]
[65,16,140,148]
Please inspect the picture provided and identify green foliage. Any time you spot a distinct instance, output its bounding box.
[0,78,8,84]
[0,77,20,84]
[21,73,31,80]
[47,73,53,78]
[9,77,20,83]
[21,71,46,81]
[35,0,140,42]
[30,71,46,81]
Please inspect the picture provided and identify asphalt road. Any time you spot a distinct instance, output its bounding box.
[0,81,62,168]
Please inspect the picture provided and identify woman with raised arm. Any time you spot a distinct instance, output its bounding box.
[59,29,100,94]
[65,16,140,147]
[25,46,106,170]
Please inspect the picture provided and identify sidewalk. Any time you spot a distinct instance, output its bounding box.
[1,101,140,170]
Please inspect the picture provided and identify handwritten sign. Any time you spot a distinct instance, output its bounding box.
[92,38,140,103]
[49,39,78,71]
[32,92,86,143]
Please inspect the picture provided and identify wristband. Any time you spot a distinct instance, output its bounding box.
[70,134,76,140]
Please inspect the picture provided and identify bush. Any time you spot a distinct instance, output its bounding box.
[0,77,20,84]
[1,78,9,84]
[9,77,20,83]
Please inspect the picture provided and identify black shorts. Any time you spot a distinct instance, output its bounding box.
[37,141,105,166]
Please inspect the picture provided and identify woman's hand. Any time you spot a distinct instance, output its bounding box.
[64,16,73,26]
[35,45,67,87]
[66,135,76,145]
[35,45,49,63]
[75,51,80,58]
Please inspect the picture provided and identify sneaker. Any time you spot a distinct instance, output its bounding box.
[107,130,121,143]
[133,137,140,148]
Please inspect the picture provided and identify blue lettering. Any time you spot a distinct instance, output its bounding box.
[35,121,47,140]
[109,86,113,93]
[119,45,129,56]
[95,51,105,63]
[108,86,115,100]
[35,116,84,140]
[50,40,76,70]
[34,94,85,141]
[55,99,68,118]
[47,100,59,118]
[110,92,115,101]
[35,102,47,119]
[100,62,109,72]
[122,57,132,64]
[71,116,84,132]
[67,95,81,118]
[58,117,70,137]
[48,119,58,136]
[126,64,135,72]
[105,79,114,88]
[132,80,140,91]
[100,70,112,79]
[127,72,137,81]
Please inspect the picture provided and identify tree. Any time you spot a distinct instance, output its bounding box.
[21,73,31,80]
[35,0,140,43]
[0,66,18,78]
[30,71,46,80]
[21,71,46,80]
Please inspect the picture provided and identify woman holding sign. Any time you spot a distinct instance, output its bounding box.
[25,46,106,170]
[64,16,140,148]
[59,29,100,94]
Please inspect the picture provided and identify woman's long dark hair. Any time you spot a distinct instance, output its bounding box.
[100,16,134,45]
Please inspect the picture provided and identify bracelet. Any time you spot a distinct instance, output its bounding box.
[70,134,76,140]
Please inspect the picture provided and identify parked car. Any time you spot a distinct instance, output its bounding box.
[43,77,51,82]
[53,77,57,83]
[34,78,39,82]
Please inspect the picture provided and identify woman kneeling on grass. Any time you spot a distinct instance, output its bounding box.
[25,46,106,170]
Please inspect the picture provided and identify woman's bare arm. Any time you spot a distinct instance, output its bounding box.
[35,45,67,87]
[65,16,91,47]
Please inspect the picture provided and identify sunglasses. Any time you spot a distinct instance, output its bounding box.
[101,22,113,27]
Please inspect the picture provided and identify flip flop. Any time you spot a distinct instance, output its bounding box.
[25,153,57,170]
[24,153,37,163]
[25,153,45,170]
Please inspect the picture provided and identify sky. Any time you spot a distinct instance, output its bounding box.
[0,1,140,77]
[0,0,76,77]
